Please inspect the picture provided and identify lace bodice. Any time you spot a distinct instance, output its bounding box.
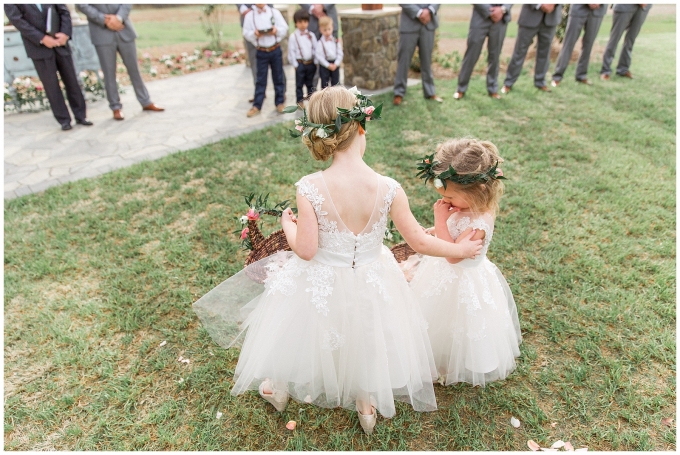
[295,172,401,257]
[446,211,495,260]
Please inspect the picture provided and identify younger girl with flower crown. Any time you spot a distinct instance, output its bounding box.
[193,87,484,434]
[409,138,522,387]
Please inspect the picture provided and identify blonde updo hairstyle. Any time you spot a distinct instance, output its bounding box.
[433,138,505,215]
[302,86,360,161]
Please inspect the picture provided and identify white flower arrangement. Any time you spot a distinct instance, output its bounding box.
[315,128,328,138]
[434,178,444,189]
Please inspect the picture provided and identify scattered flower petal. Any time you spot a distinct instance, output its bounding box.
[216,411,223,419]
[528,440,541,451]
[564,442,574,451]
[178,378,184,383]
[286,420,297,430]
[510,416,520,428]
[178,355,184,362]
[182,358,190,364]
[661,417,673,427]
[550,422,557,428]
[159,340,167,347]
[551,440,566,449]
[209,351,214,356]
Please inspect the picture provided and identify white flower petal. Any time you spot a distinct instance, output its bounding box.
[216,411,223,419]
[159,340,167,347]
[434,178,444,189]
[178,378,184,383]
[551,441,565,449]
[510,416,520,428]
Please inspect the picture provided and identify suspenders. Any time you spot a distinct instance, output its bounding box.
[251,8,276,47]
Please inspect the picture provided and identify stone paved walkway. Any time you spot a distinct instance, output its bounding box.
[4,64,420,200]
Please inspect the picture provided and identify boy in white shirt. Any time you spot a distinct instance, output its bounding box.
[288,9,317,108]
[315,15,343,88]
[242,4,288,117]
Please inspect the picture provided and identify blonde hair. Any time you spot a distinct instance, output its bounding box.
[433,138,505,214]
[302,86,360,161]
[318,16,333,29]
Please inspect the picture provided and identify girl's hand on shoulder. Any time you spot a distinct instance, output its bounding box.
[281,207,297,228]
[456,229,483,259]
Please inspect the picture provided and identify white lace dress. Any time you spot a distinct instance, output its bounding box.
[193,172,438,417]
[409,211,522,387]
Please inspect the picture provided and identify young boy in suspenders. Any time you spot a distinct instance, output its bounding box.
[242,4,288,117]
[315,15,343,89]
[288,9,317,108]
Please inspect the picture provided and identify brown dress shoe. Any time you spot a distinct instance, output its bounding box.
[247,106,260,117]
[276,104,285,114]
[427,95,443,103]
[600,74,610,81]
[576,78,593,86]
[143,103,165,111]
[488,92,501,99]
[537,86,551,92]
[453,91,465,100]
[500,85,511,94]
[620,71,633,79]
[113,109,124,120]
[550,80,560,87]
[393,95,403,106]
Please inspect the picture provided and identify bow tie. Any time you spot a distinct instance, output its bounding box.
[325,37,333,41]
[256,7,266,14]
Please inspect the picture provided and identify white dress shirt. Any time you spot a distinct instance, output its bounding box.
[315,35,343,69]
[288,28,317,68]
[242,5,288,48]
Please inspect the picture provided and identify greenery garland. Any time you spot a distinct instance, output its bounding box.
[416,154,506,190]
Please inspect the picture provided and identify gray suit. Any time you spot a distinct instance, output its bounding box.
[552,4,608,82]
[237,4,258,83]
[76,4,152,110]
[504,4,563,88]
[600,4,651,76]
[457,4,513,94]
[394,4,440,98]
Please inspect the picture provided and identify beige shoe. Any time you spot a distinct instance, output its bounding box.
[247,106,260,118]
[258,379,288,412]
[358,406,377,435]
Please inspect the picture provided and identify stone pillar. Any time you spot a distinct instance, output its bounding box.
[339,7,400,91]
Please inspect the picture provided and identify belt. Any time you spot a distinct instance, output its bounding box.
[256,43,280,52]
[312,245,384,268]
[297,59,314,65]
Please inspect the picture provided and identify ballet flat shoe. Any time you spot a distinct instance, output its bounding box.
[358,406,377,435]
[258,379,288,412]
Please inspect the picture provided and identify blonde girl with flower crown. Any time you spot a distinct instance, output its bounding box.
[409,138,522,387]
[193,86,484,434]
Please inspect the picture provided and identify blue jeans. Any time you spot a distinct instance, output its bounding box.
[253,47,285,109]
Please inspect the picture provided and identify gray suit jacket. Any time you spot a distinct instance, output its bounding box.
[302,4,339,39]
[471,4,513,27]
[518,4,563,27]
[613,4,651,13]
[76,4,136,45]
[569,4,608,18]
[399,4,440,32]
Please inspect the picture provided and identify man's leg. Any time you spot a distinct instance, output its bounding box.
[616,7,649,75]
[600,10,631,75]
[486,20,508,94]
[575,15,604,81]
[393,32,419,97]
[32,56,71,125]
[252,50,269,109]
[94,44,121,110]
[54,52,87,121]
[534,23,557,87]
[552,14,587,82]
[117,38,152,107]
[270,47,285,106]
[418,27,436,97]
[457,26,488,93]
[503,25,538,88]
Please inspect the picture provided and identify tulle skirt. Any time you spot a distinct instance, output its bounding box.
[193,247,438,418]
[409,255,522,387]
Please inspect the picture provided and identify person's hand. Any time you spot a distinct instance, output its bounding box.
[254,29,262,37]
[328,63,337,71]
[489,6,503,23]
[455,230,483,259]
[105,14,125,31]
[54,32,69,46]
[540,4,556,13]
[419,8,431,25]
[588,4,601,10]
[41,35,59,48]
[310,4,326,19]
[269,26,277,36]
[433,199,459,225]
[639,4,647,8]
[423,226,436,236]
[281,207,297,228]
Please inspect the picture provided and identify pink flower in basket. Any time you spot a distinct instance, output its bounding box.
[240,227,250,240]
[295,125,304,132]
[246,208,260,220]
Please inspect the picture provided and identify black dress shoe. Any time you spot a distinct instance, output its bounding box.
[76,119,94,126]
[61,123,73,131]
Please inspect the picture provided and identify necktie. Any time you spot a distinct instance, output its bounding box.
[36,4,42,12]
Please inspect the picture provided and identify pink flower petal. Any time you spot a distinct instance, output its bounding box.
[565,442,574,451]
[528,440,541,451]
[550,422,557,428]
[246,208,260,220]
[551,441,566,449]
[286,420,296,430]
[240,227,249,240]
[661,417,674,427]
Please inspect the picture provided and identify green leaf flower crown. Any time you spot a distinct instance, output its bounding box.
[283,86,383,139]
[416,154,506,190]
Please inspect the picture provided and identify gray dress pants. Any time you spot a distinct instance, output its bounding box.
[600,8,649,76]
[552,13,604,82]
[96,34,151,110]
[457,21,507,94]
[394,28,436,98]
[504,23,557,88]
[244,38,258,82]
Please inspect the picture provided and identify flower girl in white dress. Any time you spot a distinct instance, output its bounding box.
[193,87,483,434]
[409,138,522,387]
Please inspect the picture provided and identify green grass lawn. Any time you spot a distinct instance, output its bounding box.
[4,32,675,450]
